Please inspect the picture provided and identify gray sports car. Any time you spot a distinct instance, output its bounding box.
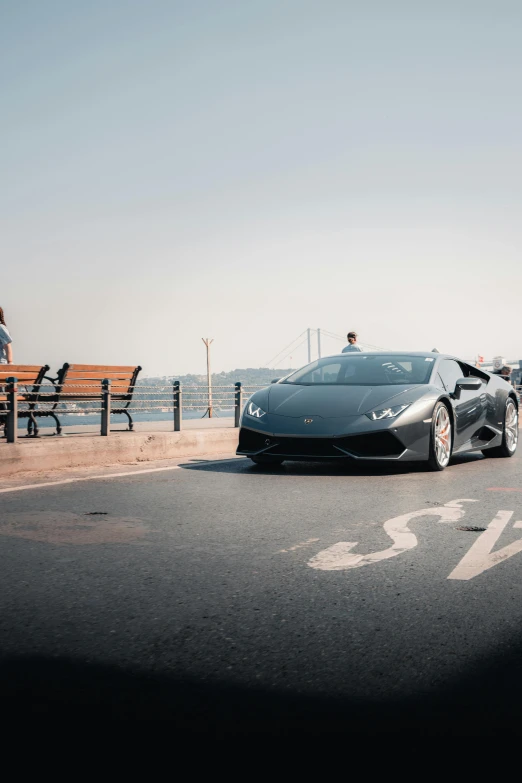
[237,352,519,470]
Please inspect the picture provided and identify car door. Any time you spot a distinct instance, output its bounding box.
[437,359,486,448]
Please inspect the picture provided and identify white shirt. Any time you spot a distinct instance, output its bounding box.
[0,324,12,364]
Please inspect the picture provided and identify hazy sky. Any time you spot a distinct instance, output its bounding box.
[2,1,521,376]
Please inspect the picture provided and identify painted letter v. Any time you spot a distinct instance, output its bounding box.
[448,511,522,581]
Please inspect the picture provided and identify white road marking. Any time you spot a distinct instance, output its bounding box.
[0,456,247,494]
[448,511,522,580]
[308,499,478,571]
[0,465,181,494]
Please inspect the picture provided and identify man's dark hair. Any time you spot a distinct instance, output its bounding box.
[347,331,357,339]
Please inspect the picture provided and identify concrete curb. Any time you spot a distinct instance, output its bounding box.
[0,429,240,478]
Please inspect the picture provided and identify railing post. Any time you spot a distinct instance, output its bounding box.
[173,381,182,432]
[234,382,243,428]
[6,377,18,443]
[101,378,111,436]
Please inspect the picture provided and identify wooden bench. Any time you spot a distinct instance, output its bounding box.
[44,364,142,434]
[0,364,51,436]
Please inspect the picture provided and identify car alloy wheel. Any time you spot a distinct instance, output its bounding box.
[427,402,452,471]
[434,404,452,467]
[485,398,519,458]
[505,399,518,453]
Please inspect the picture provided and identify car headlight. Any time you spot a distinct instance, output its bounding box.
[246,401,267,419]
[366,404,410,421]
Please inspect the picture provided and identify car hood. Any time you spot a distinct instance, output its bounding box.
[267,383,419,418]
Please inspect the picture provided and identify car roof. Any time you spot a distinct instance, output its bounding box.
[326,351,461,361]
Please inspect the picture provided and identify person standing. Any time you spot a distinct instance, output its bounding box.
[0,307,13,365]
[500,365,513,386]
[342,331,362,353]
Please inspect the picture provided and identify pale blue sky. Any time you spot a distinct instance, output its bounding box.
[2,1,521,375]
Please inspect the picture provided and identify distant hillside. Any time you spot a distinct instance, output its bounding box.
[139,368,294,387]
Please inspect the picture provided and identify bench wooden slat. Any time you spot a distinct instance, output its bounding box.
[60,373,137,382]
[0,373,47,381]
[59,381,133,390]
[0,365,47,373]
[59,390,131,397]
[65,365,139,372]
[0,375,47,383]
[65,369,137,375]
[0,364,49,386]
[0,396,45,402]
[59,381,132,388]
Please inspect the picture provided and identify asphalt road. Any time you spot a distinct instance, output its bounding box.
[1,451,522,734]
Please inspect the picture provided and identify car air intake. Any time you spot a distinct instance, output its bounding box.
[334,432,405,457]
[472,426,497,444]
[268,437,341,457]
[238,428,271,453]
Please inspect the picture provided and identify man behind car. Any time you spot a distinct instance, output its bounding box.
[342,331,362,353]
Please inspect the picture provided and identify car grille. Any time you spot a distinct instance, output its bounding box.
[238,428,404,458]
[335,432,404,457]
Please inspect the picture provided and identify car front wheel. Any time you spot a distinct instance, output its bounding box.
[427,402,452,471]
[483,398,518,458]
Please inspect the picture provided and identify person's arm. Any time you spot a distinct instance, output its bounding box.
[6,343,13,364]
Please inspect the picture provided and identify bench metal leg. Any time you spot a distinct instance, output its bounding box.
[47,412,62,435]
[123,410,134,431]
[27,412,40,437]
[53,413,63,435]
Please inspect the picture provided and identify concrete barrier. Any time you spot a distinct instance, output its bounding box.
[0,428,239,478]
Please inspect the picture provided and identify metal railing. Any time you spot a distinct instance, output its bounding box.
[0,379,265,443]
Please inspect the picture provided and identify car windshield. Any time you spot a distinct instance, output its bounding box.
[282,354,435,386]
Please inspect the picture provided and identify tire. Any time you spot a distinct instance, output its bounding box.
[427,401,452,471]
[483,398,518,458]
[250,455,285,466]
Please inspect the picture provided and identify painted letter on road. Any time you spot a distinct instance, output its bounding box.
[308,499,477,571]
[448,511,522,581]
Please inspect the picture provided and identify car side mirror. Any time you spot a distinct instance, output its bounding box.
[271,378,280,384]
[455,377,482,392]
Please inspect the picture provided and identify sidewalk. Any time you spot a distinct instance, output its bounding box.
[0,420,239,479]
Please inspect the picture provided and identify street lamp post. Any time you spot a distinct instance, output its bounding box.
[202,338,214,418]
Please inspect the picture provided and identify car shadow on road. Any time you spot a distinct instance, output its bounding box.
[181,453,485,478]
[1,642,522,734]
